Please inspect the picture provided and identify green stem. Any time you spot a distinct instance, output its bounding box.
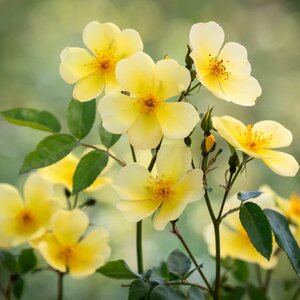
[165,281,208,292]
[136,220,144,274]
[73,193,79,209]
[57,272,64,300]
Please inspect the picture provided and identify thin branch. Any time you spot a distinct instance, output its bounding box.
[165,281,208,292]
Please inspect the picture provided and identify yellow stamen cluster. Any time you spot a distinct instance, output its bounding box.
[209,54,230,80]
[138,95,159,114]
[241,125,273,150]
[87,50,116,73]
[18,209,35,227]
[59,246,75,262]
[149,176,174,201]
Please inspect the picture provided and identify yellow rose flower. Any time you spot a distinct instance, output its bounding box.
[60,21,143,102]
[98,52,200,149]
[114,144,204,230]
[38,153,112,193]
[189,21,262,106]
[0,173,61,248]
[204,194,278,269]
[36,209,110,278]
[212,115,299,176]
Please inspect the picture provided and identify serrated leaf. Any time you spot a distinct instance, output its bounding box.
[264,209,300,277]
[167,249,191,278]
[98,122,121,148]
[67,99,96,139]
[150,285,185,300]
[0,251,20,273]
[237,191,263,201]
[20,134,77,174]
[97,260,139,279]
[1,108,61,133]
[72,149,108,194]
[13,277,24,299]
[187,286,205,300]
[233,259,249,282]
[128,279,150,300]
[18,249,37,273]
[239,202,272,260]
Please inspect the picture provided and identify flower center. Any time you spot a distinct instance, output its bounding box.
[241,125,273,150]
[288,194,300,217]
[138,95,159,114]
[149,176,174,202]
[209,55,230,80]
[88,50,116,73]
[59,245,75,262]
[18,209,35,227]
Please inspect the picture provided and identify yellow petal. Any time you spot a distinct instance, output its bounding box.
[173,169,204,203]
[23,173,53,208]
[117,199,161,222]
[0,184,23,218]
[98,92,140,134]
[156,102,200,139]
[73,71,104,102]
[154,59,190,99]
[218,42,251,75]
[153,198,187,231]
[128,113,162,149]
[104,71,122,94]
[83,21,120,54]
[0,220,14,248]
[114,29,143,58]
[113,164,151,200]
[189,21,224,55]
[116,52,155,96]
[261,150,299,177]
[253,121,293,148]
[59,47,96,84]
[69,228,110,278]
[51,209,89,246]
[156,144,191,182]
[85,176,112,193]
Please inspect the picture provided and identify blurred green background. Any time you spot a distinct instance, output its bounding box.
[0,0,300,299]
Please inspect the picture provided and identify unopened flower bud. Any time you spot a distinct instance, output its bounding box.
[205,134,216,153]
[201,108,214,134]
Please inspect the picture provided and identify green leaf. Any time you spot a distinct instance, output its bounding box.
[222,287,245,300]
[237,191,263,201]
[232,259,249,282]
[167,249,191,278]
[239,202,272,260]
[72,149,108,194]
[18,249,37,273]
[247,284,269,300]
[150,285,185,300]
[13,277,24,299]
[264,209,300,276]
[1,108,61,133]
[0,251,20,273]
[128,279,150,300]
[98,122,121,148]
[187,286,205,300]
[20,134,77,174]
[67,99,96,139]
[97,260,139,279]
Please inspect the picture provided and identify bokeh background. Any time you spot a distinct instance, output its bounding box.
[0,0,300,299]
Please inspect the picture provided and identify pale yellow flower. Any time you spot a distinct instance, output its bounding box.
[36,209,110,278]
[204,194,278,269]
[114,144,204,230]
[189,21,262,106]
[38,153,112,193]
[60,21,143,102]
[98,52,200,149]
[0,173,61,248]
[212,116,299,176]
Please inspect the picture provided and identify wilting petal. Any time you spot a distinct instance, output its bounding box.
[73,71,104,101]
[98,92,140,134]
[52,210,89,246]
[189,21,224,55]
[253,121,293,148]
[156,144,191,182]
[218,42,251,75]
[113,164,151,200]
[0,184,23,218]
[154,59,190,99]
[128,114,162,149]
[60,47,96,84]
[173,169,204,203]
[116,52,155,97]
[83,21,120,54]
[156,102,199,139]
[117,199,161,222]
[261,150,299,177]
[23,173,53,208]
[153,198,187,231]
[114,29,143,58]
